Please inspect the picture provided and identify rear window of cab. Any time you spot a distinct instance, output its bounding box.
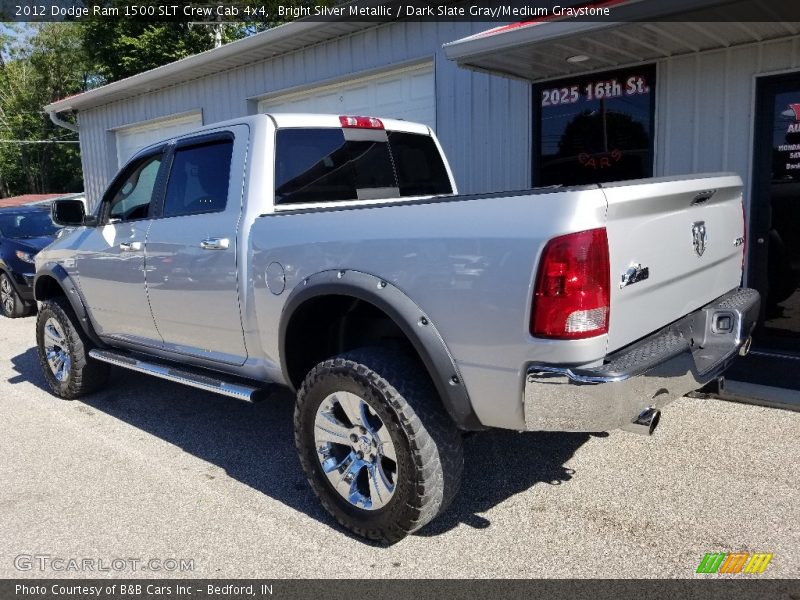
[274,128,452,205]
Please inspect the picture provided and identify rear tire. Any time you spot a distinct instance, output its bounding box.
[294,347,463,543]
[36,296,109,399]
[0,273,33,319]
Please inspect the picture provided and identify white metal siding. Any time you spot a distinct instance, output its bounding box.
[114,112,202,167]
[655,37,800,215]
[259,62,435,129]
[76,21,531,206]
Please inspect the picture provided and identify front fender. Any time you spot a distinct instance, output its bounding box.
[34,263,104,348]
[0,265,30,299]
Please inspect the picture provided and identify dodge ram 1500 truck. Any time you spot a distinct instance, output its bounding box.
[36,113,759,542]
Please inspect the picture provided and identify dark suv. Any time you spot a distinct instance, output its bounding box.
[0,205,62,318]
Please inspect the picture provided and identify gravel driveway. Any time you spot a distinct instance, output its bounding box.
[1,314,797,578]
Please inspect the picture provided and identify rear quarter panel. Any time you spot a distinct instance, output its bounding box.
[248,188,608,430]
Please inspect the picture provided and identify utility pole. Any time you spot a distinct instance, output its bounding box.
[213,20,223,48]
[189,17,224,49]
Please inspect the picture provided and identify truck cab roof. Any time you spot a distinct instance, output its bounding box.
[266,113,432,135]
[128,113,434,169]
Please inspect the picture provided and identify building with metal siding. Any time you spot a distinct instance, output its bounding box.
[443,15,800,397]
[654,38,800,206]
[44,11,800,397]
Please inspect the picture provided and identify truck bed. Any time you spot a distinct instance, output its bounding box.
[250,173,745,429]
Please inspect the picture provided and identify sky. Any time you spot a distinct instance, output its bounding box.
[0,22,34,60]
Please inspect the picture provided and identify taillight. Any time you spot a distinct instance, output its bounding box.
[531,228,610,339]
[339,115,384,129]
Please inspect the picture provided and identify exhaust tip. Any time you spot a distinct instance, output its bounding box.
[739,336,753,357]
[622,407,661,435]
[637,407,660,435]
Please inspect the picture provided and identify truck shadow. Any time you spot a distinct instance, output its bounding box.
[8,347,50,390]
[419,430,594,536]
[9,347,594,541]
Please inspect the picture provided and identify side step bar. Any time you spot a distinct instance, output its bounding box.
[88,349,266,402]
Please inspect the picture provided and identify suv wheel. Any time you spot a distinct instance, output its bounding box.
[36,296,109,399]
[294,348,463,543]
[0,273,32,318]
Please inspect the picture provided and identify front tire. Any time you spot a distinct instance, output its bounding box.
[0,273,32,319]
[36,296,109,399]
[294,347,463,543]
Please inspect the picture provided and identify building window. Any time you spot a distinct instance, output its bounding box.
[534,65,656,187]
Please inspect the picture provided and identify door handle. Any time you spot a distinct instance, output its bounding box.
[119,241,142,252]
[200,238,230,250]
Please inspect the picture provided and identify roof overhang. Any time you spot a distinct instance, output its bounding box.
[444,0,800,82]
[45,20,378,113]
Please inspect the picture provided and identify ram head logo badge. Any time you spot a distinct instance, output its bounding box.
[692,221,707,257]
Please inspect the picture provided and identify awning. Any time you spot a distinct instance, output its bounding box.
[443,0,800,82]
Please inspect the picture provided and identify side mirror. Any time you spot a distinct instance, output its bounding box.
[52,198,92,227]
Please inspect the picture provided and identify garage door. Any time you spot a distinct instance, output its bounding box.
[259,63,435,129]
[115,112,203,168]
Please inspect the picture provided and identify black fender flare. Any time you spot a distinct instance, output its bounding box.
[34,264,105,348]
[0,265,29,300]
[278,269,484,431]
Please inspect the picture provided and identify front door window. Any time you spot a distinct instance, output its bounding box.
[106,154,162,223]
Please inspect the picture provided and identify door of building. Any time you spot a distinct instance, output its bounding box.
[727,72,800,395]
[749,72,800,356]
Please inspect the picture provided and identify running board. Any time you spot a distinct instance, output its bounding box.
[88,349,266,402]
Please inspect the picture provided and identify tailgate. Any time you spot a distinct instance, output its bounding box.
[602,174,744,353]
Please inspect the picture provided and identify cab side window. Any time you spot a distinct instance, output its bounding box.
[107,154,162,223]
[162,139,233,218]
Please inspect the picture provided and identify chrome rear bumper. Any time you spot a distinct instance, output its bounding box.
[523,287,760,433]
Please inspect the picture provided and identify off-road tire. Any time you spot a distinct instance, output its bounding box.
[36,296,109,399]
[294,347,463,544]
[0,272,33,318]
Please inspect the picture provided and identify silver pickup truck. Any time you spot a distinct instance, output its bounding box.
[36,113,758,542]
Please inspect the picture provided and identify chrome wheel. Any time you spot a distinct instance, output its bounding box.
[314,391,398,510]
[42,318,71,383]
[0,275,14,315]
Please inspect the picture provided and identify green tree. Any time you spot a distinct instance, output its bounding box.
[0,24,87,197]
[78,0,316,83]
[80,20,224,83]
[0,0,326,196]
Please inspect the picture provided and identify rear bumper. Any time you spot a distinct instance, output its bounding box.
[523,287,760,432]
